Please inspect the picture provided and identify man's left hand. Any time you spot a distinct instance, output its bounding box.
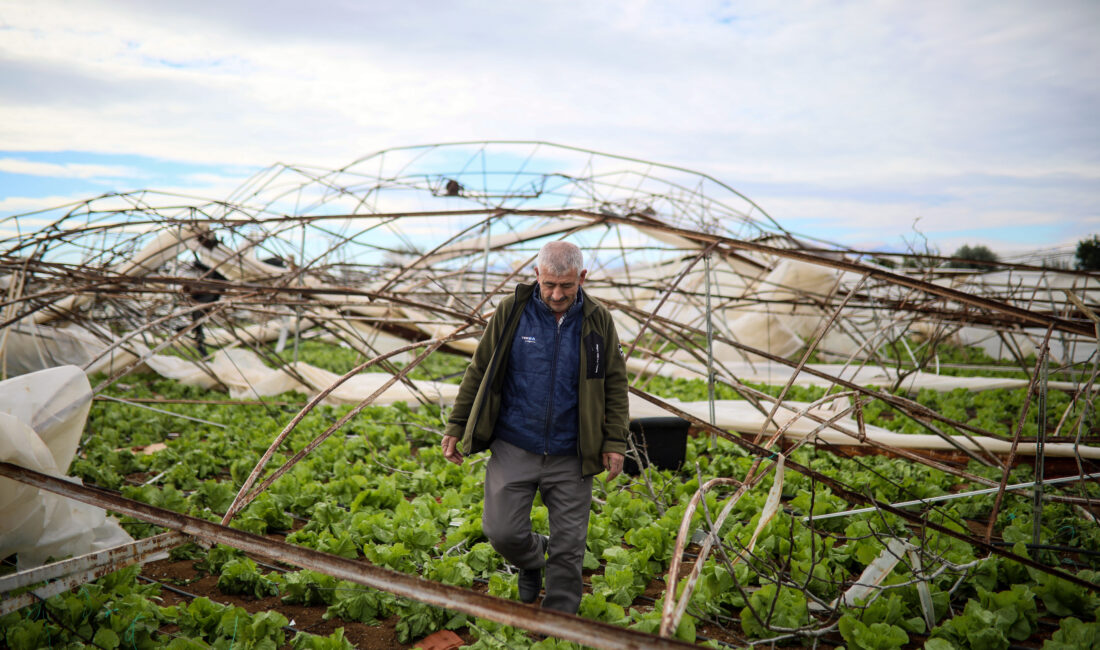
[602,452,624,480]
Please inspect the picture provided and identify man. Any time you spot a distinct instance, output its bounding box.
[441,241,629,614]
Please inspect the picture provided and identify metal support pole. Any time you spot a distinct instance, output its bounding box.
[96,394,228,429]
[481,219,491,300]
[294,221,306,365]
[704,251,716,447]
[804,471,1100,522]
[1034,348,1049,544]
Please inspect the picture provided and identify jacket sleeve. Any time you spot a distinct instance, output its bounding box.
[444,298,510,439]
[600,313,631,456]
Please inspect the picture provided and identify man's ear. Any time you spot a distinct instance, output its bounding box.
[578,269,587,285]
[535,266,541,280]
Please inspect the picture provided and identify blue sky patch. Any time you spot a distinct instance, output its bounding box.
[0,150,257,213]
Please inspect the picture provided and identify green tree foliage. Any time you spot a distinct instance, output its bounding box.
[1076,235,1100,271]
[950,244,999,269]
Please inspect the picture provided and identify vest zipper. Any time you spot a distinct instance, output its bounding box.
[543,311,566,454]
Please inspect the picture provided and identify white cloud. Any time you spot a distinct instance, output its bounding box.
[0,158,139,180]
[0,195,90,215]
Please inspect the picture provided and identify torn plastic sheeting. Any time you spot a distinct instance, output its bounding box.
[625,393,1100,459]
[1,321,455,404]
[196,244,289,283]
[907,545,936,632]
[131,351,1100,457]
[808,537,911,613]
[0,365,133,569]
[180,348,461,405]
[0,323,145,378]
[839,537,909,607]
[627,357,1087,394]
[813,537,935,629]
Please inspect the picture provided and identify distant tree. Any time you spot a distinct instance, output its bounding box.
[1076,235,1100,271]
[902,254,937,270]
[949,244,999,269]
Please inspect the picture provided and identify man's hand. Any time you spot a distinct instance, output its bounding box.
[602,452,624,480]
[441,435,464,465]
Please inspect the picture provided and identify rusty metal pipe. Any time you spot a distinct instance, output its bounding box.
[0,461,698,649]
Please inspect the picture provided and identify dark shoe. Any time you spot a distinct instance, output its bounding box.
[518,566,542,603]
[518,534,549,603]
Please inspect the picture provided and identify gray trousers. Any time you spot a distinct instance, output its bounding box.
[482,438,593,614]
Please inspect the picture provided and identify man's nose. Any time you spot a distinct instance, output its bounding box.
[552,288,565,301]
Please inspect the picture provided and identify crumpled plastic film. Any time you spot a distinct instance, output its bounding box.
[0,365,133,569]
[203,348,461,405]
[625,393,1100,459]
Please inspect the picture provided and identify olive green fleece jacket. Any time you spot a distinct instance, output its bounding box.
[444,282,630,477]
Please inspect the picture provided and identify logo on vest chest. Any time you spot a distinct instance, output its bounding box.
[520,335,537,344]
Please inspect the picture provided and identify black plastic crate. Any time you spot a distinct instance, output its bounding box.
[623,416,690,475]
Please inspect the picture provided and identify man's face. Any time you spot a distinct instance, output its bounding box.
[536,267,587,314]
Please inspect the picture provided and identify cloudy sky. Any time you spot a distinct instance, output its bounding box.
[2,1,1098,258]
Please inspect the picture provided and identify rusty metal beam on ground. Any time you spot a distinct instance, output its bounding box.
[0,532,185,616]
[0,462,698,650]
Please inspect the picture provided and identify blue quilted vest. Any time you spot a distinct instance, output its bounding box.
[493,287,583,456]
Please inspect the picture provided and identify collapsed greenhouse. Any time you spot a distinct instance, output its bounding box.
[1,141,1099,648]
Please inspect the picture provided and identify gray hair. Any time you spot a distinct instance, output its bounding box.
[536,241,584,275]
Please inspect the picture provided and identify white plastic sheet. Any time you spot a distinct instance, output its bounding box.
[626,357,1086,394]
[626,393,1100,459]
[0,366,133,569]
[0,323,144,378]
[200,348,461,406]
